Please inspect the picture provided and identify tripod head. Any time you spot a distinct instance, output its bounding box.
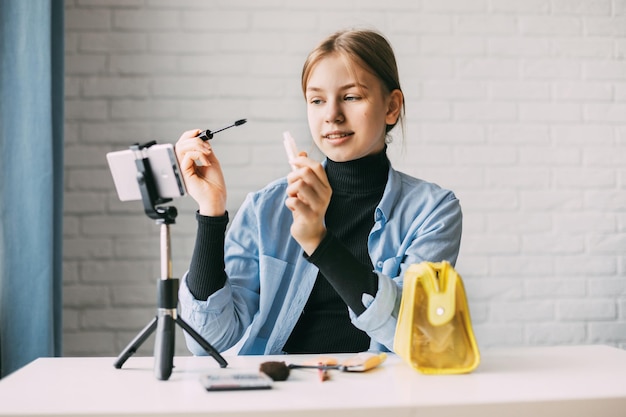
[130,141,177,224]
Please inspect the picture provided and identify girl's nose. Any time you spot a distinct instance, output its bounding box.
[325,100,344,124]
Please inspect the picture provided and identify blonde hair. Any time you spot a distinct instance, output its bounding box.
[301,29,405,135]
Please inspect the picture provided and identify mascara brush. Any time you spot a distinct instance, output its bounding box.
[198,118,247,141]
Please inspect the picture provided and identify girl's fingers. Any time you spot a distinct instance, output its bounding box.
[287,166,331,207]
[179,129,202,141]
[289,155,327,185]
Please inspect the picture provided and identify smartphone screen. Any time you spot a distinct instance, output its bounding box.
[106,143,186,202]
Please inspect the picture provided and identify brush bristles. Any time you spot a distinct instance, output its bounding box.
[259,361,290,381]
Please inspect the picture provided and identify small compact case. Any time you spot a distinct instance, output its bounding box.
[394,261,480,375]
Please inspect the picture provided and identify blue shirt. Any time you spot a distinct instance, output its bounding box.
[179,165,462,355]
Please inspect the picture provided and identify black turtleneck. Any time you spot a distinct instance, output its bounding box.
[283,149,389,353]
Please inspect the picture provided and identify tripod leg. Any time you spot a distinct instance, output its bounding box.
[154,311,176,380]
[176,316,228,368]
[114,316,158,369]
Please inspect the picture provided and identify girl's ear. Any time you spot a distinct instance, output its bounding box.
[385,89,403,125]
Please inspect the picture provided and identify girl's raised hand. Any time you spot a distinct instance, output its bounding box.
[175,129,227,216]
[284,152,332,255]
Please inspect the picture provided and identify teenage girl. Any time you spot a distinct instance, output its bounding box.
[174,28,462,355]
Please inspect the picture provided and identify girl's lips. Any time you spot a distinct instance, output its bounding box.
[324,132,351,139]
[323,131,354,145]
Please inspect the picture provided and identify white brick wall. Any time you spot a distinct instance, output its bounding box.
[63,0,626,357]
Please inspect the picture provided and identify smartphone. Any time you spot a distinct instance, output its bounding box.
[200,372,273,391]
[106,143,186,202]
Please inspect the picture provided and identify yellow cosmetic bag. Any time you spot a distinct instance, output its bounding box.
[394,261,480,374]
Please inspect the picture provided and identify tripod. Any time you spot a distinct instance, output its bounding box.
[113,141,228,380]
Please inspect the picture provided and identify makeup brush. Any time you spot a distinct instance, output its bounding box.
[259,352,387,381]
[259,361,291,381]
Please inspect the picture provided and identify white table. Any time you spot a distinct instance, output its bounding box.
[1,345,625,417]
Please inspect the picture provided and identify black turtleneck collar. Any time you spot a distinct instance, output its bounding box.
[325,147,390,193]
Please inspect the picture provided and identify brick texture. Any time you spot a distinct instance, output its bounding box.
[63,0,626,356]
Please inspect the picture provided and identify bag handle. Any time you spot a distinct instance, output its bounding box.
[419,261,457,326]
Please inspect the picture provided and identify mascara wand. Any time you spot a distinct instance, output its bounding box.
[198,118,247,141]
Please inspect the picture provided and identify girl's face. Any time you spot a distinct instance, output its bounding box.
[305,53,402,162]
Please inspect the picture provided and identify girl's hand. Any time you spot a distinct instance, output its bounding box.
[284,152,332,255]
[174,129,227,216]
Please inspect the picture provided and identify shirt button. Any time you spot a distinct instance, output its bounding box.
[376,261,383,268]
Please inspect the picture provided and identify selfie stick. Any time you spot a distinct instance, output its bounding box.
[113,141,228,380]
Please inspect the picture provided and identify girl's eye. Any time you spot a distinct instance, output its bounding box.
[309,98,323,105]
[345,95,360,101]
